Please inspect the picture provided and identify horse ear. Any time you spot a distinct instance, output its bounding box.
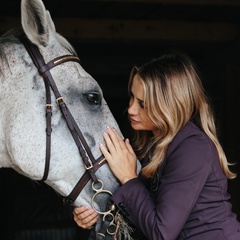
[21,0,56,46]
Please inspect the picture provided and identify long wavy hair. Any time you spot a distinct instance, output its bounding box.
[128,52,236,179]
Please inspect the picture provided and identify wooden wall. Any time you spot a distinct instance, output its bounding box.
[0,0,239,238]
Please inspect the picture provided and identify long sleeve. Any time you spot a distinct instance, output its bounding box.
[112,122,220,240]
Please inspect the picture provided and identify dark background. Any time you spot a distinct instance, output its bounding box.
[0,0,239,239]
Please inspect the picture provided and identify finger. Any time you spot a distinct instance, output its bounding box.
[74,206,93,218]
[103,131,116,152]
[73,208,98,229]
[73,207,97,223]
[74,215,98,229]
[99,143,111,161]
[107,127,126,149]
[112,127,125,141]
[125,138,135,154]
[82,214,98,229]
[81,208,97,221]
[73,205,88,215]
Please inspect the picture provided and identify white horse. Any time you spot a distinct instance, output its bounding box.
[0,0,138,239]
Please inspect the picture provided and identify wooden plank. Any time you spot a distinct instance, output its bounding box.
[225,65,240,162]
[1,17,239,42]
[1,1,240,22]
[78,0,240,6]
[225,64,240,219]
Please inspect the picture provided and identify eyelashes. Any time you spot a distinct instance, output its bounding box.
[129,91,145,109]
[138,100,144,109]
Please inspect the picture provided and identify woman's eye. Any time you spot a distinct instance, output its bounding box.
[84,92,101,105]
[139,101,144,109]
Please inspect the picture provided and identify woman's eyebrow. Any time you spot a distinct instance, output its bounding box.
[129,90,144,102]
[137,98,144,103]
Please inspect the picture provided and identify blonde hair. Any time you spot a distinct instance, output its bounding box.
[128,52,236,179]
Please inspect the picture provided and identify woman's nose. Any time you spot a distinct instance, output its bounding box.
[128,99,138,115]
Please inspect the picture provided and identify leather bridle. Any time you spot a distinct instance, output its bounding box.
[19,35,120,239]
[20,35,108,205]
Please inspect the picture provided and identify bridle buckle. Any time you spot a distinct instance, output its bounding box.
[85,162,93,170]
[56,97,63,104]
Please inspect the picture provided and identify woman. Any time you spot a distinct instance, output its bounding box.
[73,52,240,239]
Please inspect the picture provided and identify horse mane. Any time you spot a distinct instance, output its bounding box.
[0,28,77,77]
[0,29,19,77]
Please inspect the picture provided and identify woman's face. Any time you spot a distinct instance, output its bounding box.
[128,75,159,136]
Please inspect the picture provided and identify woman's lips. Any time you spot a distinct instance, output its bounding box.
[129,117,140,124]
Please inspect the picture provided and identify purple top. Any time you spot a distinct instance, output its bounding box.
[112,122,240,240]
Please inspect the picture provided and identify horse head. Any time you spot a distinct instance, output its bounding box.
[0,0,138,238]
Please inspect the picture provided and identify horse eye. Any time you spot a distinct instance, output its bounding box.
[84,92,101,105]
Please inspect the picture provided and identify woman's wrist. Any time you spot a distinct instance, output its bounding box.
[120,175,137,184]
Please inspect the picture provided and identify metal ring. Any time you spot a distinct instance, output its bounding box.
[92,179,104,192]
[107,223,117,235]
[91,191,113,214]
[91,179,117,237]
[96,232,105,238]
[91,180,113,215]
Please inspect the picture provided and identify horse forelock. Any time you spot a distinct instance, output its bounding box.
[0,29,21,78]
[0,28,77,76]
[55,32,77,56]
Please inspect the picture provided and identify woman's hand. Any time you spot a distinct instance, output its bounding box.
[73,206,98,229]
[99,127,138,184]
